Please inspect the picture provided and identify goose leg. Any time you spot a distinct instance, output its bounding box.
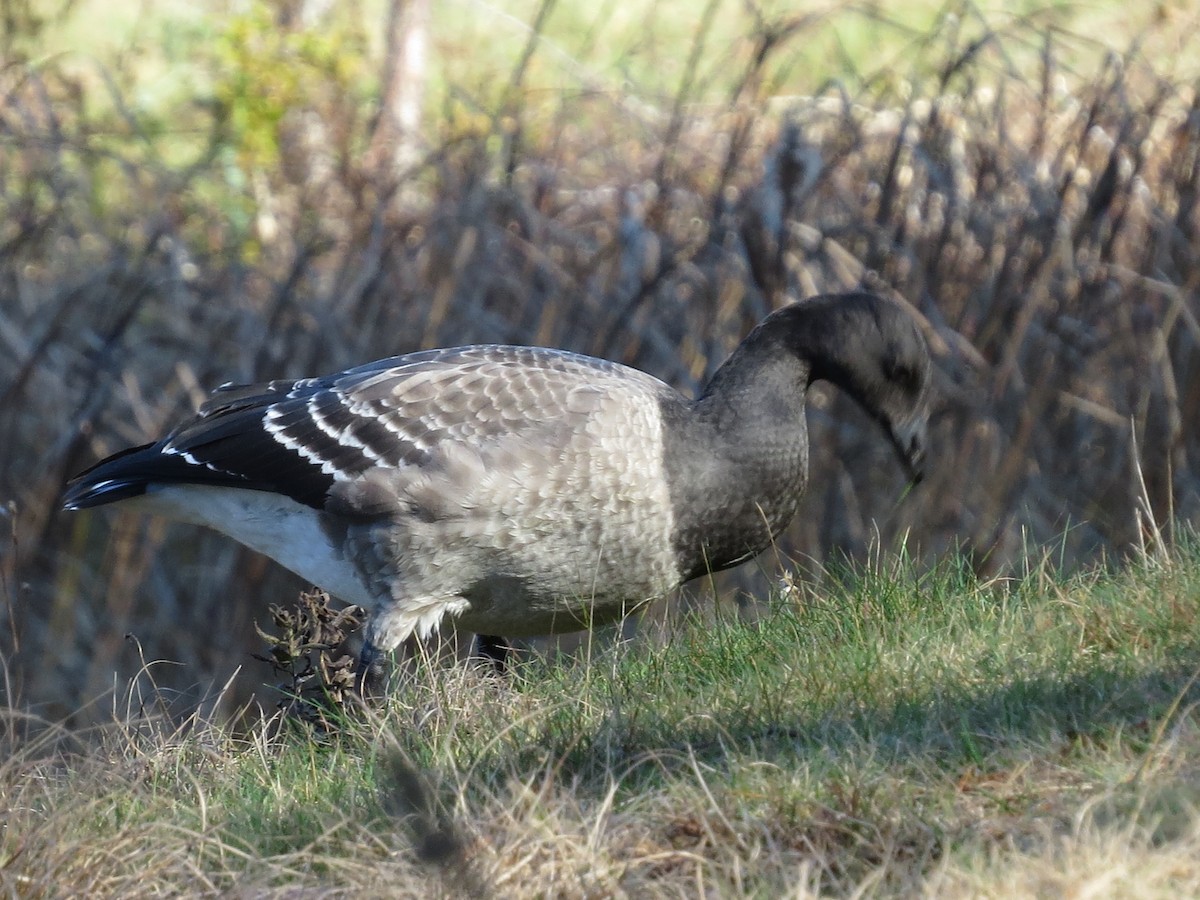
[473,634,511,672]
[356,639,383,694]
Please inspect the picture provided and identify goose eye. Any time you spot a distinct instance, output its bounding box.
[883,358,916,393]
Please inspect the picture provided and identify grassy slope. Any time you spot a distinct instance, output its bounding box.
[4,542,1200,897]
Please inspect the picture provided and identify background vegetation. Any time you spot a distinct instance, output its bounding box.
[4,0,1200,894]
[3,0,1200,717]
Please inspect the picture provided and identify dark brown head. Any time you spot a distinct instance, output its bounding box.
[764,292,932,482]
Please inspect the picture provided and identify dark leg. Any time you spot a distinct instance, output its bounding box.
[356,639,384,695]
[473,634,511,672]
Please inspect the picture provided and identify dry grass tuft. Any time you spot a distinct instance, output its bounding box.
[254,589,365,734]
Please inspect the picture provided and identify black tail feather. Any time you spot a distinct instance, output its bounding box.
[61,442,261,510]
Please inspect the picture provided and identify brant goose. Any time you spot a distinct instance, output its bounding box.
[63,291,931,675]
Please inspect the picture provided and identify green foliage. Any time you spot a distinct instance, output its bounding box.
[209,1,372,173]
[0,0,53,59]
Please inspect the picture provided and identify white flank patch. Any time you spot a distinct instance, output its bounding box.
[132,484,375,608]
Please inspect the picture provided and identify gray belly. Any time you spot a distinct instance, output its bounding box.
[453,564,672,636]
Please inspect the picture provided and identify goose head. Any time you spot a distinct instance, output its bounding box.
[755,291,933,482]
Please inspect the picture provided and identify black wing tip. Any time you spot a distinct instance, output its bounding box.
[61,478,148,510]
[60,433,333,513]
[61,443,161,511]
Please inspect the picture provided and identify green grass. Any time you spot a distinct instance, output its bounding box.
[5,541,1200,896]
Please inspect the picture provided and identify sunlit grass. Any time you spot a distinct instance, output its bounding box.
[6,541,1200,895]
